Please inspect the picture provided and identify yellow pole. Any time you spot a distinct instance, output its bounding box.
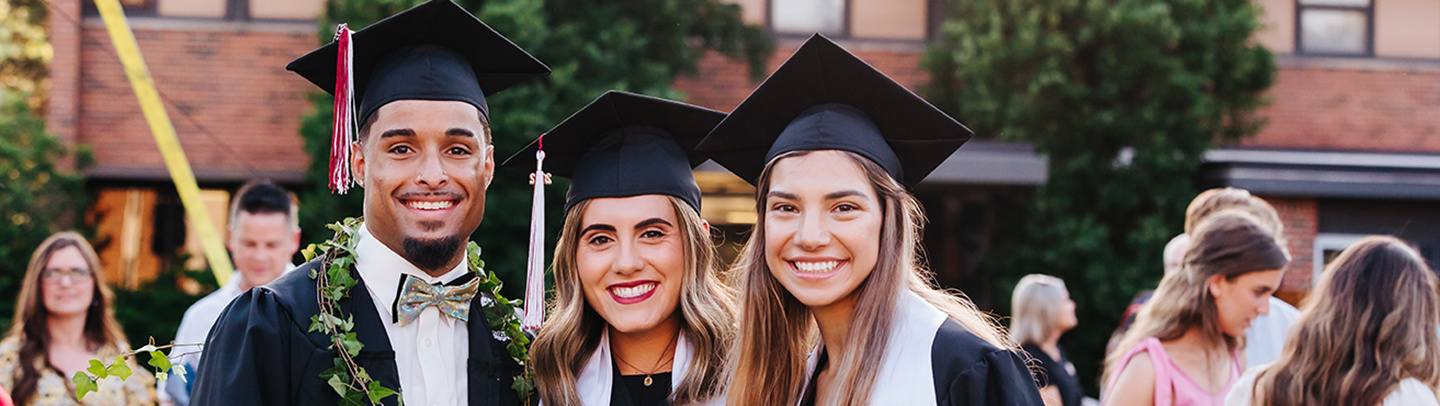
[93,0,235,286]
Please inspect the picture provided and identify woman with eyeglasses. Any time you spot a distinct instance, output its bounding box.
[0,232,154,405]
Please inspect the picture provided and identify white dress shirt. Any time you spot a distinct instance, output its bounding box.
[1243,296,1301,367]
[356,225,471,406]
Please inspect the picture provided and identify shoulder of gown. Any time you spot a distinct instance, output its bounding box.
[190,258,329,405]
[931,318,1045,406]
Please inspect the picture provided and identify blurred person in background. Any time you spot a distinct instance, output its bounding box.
[1103,211,1288,406]
[1012,274,1083,406]
[1226,236,1440,405]
[165,180,300,405]
[1108,233,1190,355]
[0,232,155,405]
[1182,187,1301,368]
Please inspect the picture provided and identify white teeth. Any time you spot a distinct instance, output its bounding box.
[408,201,454,211]
[793,261,839,273]
[611,283,656,298]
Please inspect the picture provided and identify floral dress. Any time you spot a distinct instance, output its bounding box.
[0,336,155,406]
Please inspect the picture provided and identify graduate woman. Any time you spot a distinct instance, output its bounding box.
[508,91,735,406]
[696,34,1043,406]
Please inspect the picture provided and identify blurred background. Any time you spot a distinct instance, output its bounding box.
[1,0,1436,393]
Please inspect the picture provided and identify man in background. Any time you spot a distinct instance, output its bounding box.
[165,180,301,405]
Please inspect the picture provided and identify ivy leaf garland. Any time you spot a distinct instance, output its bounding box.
[303,217,536,405]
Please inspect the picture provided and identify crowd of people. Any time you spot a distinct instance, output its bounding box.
[1,1,1437,405]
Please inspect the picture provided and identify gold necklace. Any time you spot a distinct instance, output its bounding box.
[614,329,679,387]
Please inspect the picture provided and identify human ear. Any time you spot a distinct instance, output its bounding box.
[351,141,366,187]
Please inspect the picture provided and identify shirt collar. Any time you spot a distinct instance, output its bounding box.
[356,225,470,322]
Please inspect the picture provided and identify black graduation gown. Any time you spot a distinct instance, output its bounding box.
[190,258,523,405]
[800,318,1044,406]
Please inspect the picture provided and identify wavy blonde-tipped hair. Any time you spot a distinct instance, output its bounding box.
[1103,210,1290,391]
[1247,236,1440,406]
[529,195,736,406]
[727,150,1011,406]
[1010,274,1069,346]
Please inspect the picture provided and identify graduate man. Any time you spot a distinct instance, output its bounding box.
[191,1,549,405]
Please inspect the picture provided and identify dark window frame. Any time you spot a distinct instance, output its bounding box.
[1294,0,1375,58]
[765,0,853,39]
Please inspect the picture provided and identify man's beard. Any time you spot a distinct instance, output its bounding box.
[402,235,465,272]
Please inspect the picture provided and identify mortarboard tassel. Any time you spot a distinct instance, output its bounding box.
[522,135,551,334]
[330,24,357,194]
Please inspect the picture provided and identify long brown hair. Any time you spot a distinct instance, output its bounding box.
[4,232,127,404]
[1247,236,1440,406]
[727,150,1010,406]
[530,195,736,405]
[1103,210,1290,389]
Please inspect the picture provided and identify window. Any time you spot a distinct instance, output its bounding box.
[770,0,847,36]
[1312,233,1366,282]
[1296,0,1373,56]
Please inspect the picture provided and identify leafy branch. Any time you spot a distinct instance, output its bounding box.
[72,338,199,400]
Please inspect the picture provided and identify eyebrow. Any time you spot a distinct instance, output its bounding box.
[580,224,616,235]
[447,128,476,138]
[766,191,798,201]
[766,190,870,201]
[378,128,415,139]
[634,218,673,229]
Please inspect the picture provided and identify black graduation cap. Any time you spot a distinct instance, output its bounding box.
[286,0,550,124]
[501,91,725,212]
[695,34,972,188]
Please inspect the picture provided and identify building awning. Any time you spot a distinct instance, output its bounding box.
[1203,148,1440,200]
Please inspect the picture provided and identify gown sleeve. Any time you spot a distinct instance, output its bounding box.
[932,320,1045,406]
[938,347,1045,406]
[190,287,298,405]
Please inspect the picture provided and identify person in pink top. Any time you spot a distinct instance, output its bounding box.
[1102,210,1290,406]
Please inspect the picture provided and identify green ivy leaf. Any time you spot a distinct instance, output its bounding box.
[72,371,98,400]
[148,350,172,371]
[339,332,363,356]
[107,356,132,380]
[367,380,399,404]
[327,374,349,397]
[86,359,109,379]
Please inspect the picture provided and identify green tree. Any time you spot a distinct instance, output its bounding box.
[922,0,1275,391]
[0,91,89,330]
[297,0,772,298]
[0,0,52,109]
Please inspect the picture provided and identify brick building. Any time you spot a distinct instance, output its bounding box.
[46,0,1439,304]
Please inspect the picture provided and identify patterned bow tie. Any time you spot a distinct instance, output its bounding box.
[392,273,479,325]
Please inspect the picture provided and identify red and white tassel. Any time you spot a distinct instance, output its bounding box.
[522,136,550,334]
[329,24,357,195]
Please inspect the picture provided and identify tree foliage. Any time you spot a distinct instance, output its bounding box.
[0,92,89,330]
[922,0,1276,391]
[0,0,52,109]
[297,0,772,298]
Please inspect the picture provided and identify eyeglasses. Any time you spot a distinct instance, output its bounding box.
[41,267,94,284]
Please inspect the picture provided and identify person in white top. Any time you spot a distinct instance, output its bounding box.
[165,180,300,406]
[1225,236,1440,406]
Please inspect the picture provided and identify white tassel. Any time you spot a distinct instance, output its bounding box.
[522,148,550,334]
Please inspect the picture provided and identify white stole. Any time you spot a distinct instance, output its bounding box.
[574,330,696,406]
[799,291,948,406]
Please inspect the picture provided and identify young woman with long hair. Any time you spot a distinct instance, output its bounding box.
[1012,274,1083,406]
[1103,210,1290,405]
[1225,236,1440,406]
[516,91,735,406]
[697,34,1042,406]
[0,232,155,405]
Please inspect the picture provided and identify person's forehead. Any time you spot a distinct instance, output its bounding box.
[769,151,869,190]
[46,246,89,267]
[372,100,485,128]
[581,195,678,226]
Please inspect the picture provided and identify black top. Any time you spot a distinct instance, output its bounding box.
[191,258,523,405]
[610,361,673,406]
[500,91,725,212]
[799,318,1044,406]
[286,0,549,123]
[1021,344,1083,406]
[695,34,972,188]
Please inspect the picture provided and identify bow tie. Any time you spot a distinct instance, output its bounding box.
[392,273,479,325]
